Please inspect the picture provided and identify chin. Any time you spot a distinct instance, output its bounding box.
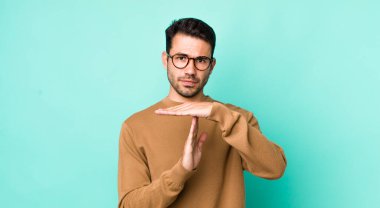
[178,89,201,98]
[181,93,197,98]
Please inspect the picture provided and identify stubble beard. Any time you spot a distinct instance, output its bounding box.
[167,67,210,98]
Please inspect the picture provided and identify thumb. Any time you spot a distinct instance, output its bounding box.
[196,132,208,152]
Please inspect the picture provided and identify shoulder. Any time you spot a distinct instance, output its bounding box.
[121,100,162,130]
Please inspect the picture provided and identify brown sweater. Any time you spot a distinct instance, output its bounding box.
[118,96,287,208]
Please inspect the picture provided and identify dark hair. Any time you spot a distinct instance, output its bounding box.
[165,18,216,57]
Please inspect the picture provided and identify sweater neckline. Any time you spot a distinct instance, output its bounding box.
[161,95,214,106]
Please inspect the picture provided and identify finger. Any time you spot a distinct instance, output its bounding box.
[190,117,199,146]
[155,108,188,116]
[155,104,194,116]
[158,103,192,112]
[192,115,197,128]
[193,116,199,133]
[189,116,198,138]
[167,102,193,111]
[196,132,208,152]
[193,116,199,134]
[155,110,184,116]
[170,103,205,117]
[184,117,198,152]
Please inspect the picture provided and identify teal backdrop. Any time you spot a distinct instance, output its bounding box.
[1,0,379,207]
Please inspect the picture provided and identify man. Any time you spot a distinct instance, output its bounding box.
[118,18,287,208]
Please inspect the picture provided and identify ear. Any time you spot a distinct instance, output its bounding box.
[209,58,216,75]
[161,51,168,70]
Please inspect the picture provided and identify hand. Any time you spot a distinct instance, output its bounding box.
[155,102,211,171]
[182,116,208,171]
[155,102,213,117]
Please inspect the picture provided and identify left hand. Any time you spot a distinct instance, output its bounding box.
[155,102,213,117]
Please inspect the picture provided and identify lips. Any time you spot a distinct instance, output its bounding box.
[180,79,198,87]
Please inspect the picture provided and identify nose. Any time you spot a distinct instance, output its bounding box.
[184,59,196,76]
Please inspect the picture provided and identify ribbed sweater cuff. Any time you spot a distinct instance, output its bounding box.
[167,160,195,187]
[207,102,239,123]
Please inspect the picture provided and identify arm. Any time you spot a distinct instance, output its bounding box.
[118,117,206,208]
[206,102,287,179]
[118,123,194,208]
[155,101,287,179]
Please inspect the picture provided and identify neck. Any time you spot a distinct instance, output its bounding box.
[167,88,207,103]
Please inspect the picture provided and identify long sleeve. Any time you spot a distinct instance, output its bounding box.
[118,122,194,208]
[206,102,287,179]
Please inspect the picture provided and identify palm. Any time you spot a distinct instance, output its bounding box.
[182,117,207,171]
[155,102,212,117]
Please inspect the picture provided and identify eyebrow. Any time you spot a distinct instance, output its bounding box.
[173,52,211,58]
[174,52,188,56]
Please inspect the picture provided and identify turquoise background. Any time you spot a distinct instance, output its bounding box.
[1,0,379,207]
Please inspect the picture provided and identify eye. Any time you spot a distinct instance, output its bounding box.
[196,57,208,63]
[175,55,187,61]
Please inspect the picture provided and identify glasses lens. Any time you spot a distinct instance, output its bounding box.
[195,57,211,70]
[172,54,188,68]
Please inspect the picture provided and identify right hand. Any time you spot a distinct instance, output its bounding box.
[182,116,208,171]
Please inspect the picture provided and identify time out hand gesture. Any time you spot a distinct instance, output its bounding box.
[154,102,213,117]
[181,116,207,171]
[155,102,213,171]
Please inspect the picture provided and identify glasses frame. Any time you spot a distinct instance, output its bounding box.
[167,53,214,71]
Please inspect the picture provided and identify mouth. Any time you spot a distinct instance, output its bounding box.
[180,79,198,87]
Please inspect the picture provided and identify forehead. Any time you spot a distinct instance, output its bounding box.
[170,33,212,57]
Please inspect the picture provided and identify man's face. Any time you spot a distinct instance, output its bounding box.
[162,33,216,98]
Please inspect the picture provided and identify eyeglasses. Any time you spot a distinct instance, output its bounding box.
[167,53,214,71]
